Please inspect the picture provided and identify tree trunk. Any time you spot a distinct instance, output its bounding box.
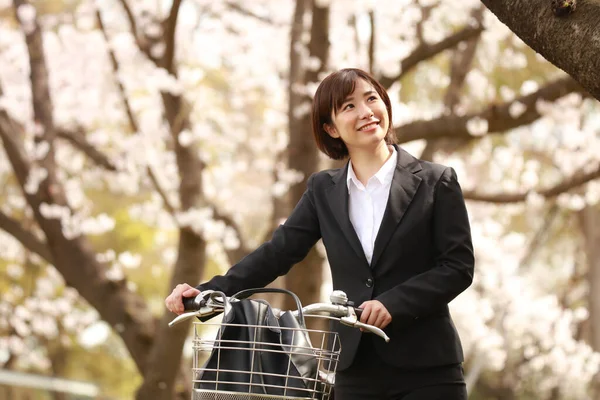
[579,204,600,398]
[135,95,206,400]
[4,3,207,399]
[284,1,330,318]
[256,0,310,310]
[480,0,600,100]
[5,0,158,377]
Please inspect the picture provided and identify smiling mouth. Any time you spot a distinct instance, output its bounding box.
[358,121,379,131]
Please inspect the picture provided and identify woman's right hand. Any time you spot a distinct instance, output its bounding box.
[165,283,201,315]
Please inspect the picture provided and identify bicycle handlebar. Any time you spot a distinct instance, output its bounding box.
[182,295,201,311]
[169,291,391,343]
[284,302,389,342]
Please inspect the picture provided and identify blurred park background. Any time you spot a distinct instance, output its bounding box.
[1,0,600,399]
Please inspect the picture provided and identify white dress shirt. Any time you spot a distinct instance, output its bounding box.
[347,146,398,265]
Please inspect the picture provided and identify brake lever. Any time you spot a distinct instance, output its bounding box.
[353,321,390,342]
[339,307,391,342]
[168,305,222,327]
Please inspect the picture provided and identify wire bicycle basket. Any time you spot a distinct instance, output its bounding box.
[191,316,341,400]
[171,288,388,399]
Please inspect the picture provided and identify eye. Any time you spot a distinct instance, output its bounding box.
[368,95,378,101]
[343,103,354,111]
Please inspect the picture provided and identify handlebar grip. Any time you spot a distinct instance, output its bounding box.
[182,295,199,311]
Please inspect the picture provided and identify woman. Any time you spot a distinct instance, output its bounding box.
[165,68,474,399]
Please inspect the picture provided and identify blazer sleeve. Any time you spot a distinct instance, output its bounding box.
[375,167,474,321]
[196,174,322,296]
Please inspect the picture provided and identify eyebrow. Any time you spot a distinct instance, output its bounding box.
[342,90,377,104]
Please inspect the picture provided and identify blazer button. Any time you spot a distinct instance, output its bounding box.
[365,278,373,288]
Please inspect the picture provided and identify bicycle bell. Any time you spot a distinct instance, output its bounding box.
[330,290,349,305]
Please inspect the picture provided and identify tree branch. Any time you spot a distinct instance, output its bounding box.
[97,6,183,218]
[368,10,375,74]
[444,6,485,110]
[162,0,182,74]
[0,211,52,263]
[13,0,55,140]
[112,0,183,74]
[95,8,139,133]
[519,203,559,269]
[2,92,157,380]
[97,3,241,254]
[98,4,198,218]
[396,76,586,144]
[146,166,177,216]
[113,0,158,64]
[414,1,435,44]
[223,1,284,26]
[101,0,249,357]
[420,7,485,162]
[56,128,118,171]
[463,162,600,203]
[105,0,247,340]
[209,205,250,263]
[102,0,228,273]
[13,0,61,206]
[481,0,600,101]
[0,111,32,190]
[380,24,484,89]
[102,1,203,221]
[116,0,139,41]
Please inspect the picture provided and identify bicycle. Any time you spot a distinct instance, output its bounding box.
[169,288,390,400]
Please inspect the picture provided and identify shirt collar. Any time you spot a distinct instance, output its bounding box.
[347,146,397,189]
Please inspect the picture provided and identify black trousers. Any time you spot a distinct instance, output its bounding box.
[334,336,467,400]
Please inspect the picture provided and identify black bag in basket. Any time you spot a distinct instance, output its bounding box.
[195,289,324,398]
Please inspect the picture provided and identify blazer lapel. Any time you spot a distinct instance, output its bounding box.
[370,146,423,268]
[325,163,369,265]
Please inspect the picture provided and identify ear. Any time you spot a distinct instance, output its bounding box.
[324,123,339,138]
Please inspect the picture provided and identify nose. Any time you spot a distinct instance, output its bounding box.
[358,103,374,119]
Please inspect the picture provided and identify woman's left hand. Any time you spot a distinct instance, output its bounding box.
[358,300,392,329]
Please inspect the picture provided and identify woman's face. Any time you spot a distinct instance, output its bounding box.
[324,78,390,154]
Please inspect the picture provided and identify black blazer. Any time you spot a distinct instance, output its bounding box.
[198,144,474,371]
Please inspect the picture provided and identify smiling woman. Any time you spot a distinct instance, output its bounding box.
[311,68,397,163]
[166,68,474,400]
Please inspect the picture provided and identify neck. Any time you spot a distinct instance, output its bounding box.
[348,142,393,185]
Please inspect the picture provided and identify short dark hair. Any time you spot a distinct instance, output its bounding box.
[311,68,396,160]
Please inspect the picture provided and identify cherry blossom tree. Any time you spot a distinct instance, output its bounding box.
[1,0,599,399]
